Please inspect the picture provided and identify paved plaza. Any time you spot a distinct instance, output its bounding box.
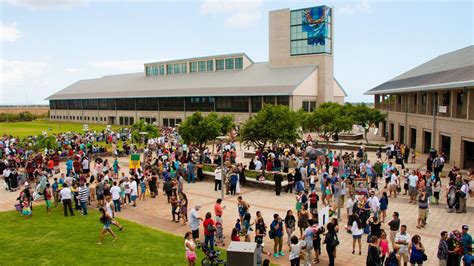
[0,148,472,266]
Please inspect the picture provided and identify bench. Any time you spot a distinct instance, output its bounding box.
[202,171,288,191]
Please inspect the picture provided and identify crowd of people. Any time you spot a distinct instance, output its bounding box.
[1,128,473,266]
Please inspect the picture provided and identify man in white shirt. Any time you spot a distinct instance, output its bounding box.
[346,193,355,217]
[457,179,470,213]
[130,177,138,207]
[59,184,74,217]
[395,225,411,266]
[254,159,262,171]
[214,167,222,191]
[389,170,399,198]
[110,181,122,212]
[189,205,203,242]
[407,171,418,203]
[368,190,380,215]
[3,168,11,191]
[82,158,90,174]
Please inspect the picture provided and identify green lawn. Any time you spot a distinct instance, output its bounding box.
[0,119,119,138]
[0,207,220,265]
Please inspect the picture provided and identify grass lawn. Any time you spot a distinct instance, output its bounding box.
[0,206,222,265]
[0,119,120,138]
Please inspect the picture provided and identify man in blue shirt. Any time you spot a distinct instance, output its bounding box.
[186,161,195,184]
[271,213,284,258]
[462,225,472,266]
[229,172,238,195]
[66,158,73,177]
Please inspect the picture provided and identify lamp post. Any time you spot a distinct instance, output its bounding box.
[216,136,227,200]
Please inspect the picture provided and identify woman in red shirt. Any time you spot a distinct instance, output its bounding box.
[202,212,215,251]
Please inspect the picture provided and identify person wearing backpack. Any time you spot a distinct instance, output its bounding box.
[203,212,216,251]
[270,213,284,258]
[309,191,319,218]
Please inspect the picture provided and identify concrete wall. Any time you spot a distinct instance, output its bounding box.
[293,69,318,96]
[269,8,334,105]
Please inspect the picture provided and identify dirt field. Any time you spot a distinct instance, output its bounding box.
[0,106,49,115]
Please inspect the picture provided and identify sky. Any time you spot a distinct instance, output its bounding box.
[0,0,473,105]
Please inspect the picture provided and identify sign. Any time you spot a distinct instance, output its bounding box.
[438,106,447,113]
[318,206,330,226]
[129,153,141,169]
[83,124,89,131]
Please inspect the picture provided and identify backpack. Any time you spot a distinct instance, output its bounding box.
[385,251,398,266]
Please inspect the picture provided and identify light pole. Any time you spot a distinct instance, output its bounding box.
[216,136,227,200]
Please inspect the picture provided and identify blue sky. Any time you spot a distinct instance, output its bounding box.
[1,0,473,105]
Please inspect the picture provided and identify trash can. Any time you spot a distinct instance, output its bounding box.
[227,241,257,266]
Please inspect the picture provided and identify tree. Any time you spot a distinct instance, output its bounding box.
[33,135,58,151]
[131,119,160,144]
[303,102,353,143]
[178,112,235,150]
[348,103,386,144]
[239,104,300,149]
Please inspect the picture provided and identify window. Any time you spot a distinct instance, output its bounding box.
[216,59,224,71]
[442,92,450,105]
[99,99,115,110]
[181,63,187,73]
[302,101,316,112]
[116,98,136,110]
[216,96,248,112]
[50,100,57,110]
[159,65,165,75]
[198,61,206,72]
[68,100,82,110]
[83,99,98,110]
[225,58,234,70]
[136,98,158,111]
[251,96,262,112]
[152,66,158,75]
[167,64,174,74]
[185,97,215,112]
[190,62,198,73]
[413,94,417,105]
[264,96,275,105]
[207,60,213,71]
[457,91,464,105]
[277,96,290,106]
[290,7,332,55]
[159,97,184,111]
[174,63,181,74]
[145,66,152,76]
[235,57,243,69]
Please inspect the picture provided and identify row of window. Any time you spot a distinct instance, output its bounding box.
[119,116,134,126]
[145,57,243,76]
[302,101,316,112]
[51,115,106,122]
[50,96,290,113]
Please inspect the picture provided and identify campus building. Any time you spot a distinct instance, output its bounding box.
[47,5,346,127]
[366,45,474,169]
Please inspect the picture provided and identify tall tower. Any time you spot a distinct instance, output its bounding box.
[269,6,334,104]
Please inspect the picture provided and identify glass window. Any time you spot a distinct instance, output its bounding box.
[235,57,243,69]
[310,101,316,111]
[50,100,57,110]
[99,99,115,110]
[152,66,158,75]
[264,96,275,105]
[302,101,309,112]
[68,99,82,110]
[116,98,135,110]
[216,59,224,71]
[290,6,332,55]
[216,96,248,112]
[181,63,187,73]
[251,96,262,112]
[277,96,290,106]
[145,66,152,76]
[190,62,198,73]
[159,65,165,75]
[185,97,215,112]
[167,64,173,74]
[136,98,158,111]
[83,99,98,110]
[159,97,184,111]
[207,60,213,71]
[225,58,234,70]
[174,64,181,74]
[198,61,206,72]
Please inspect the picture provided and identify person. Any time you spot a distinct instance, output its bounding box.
[309,190,319,218]
[230,171,238,195]
[203,212,215,251]
[237,196,250,221]
[189,206,203,243]
[231,227,240,241]
[60,183,74,217]
[388,212,400,244]
[255,217,266,244]
[461,225,472,266]
[395,225,411,266]
[130,177,138,207]
[44,183,52,214]
[298,205,310,238]
[368,214,382,239]
[187,160,195,184]
[214,166,222,191]
[379,231,389,262]
[302,223,316,265]
[110,182,121,212]
[289,235,302,266]
[78,182,89,215]
[52,178,59,207]
[97,207,118,244]
[350,214,363,255]
[274,171,283,196]
[417,189,428,229]
[346,193,355,218]
[379,192,388,223]
[324,222,339,266]
[408,235,425,266]
[214,198,225,219]
[184,231,197,266]
[284,210,296,246]
[270,213,284,258]
[437,231,449,266]
[170,193,179,223]
[389,170,399,198]
[179,192,188,226]
[457,179,469,213]
[367,235,382,266]
[408,171,418,203]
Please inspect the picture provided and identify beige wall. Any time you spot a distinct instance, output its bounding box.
[293,69,318,96]
[292,95,318,110]
[269,8,335,105]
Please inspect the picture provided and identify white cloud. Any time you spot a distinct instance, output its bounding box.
[0,22,23,42]
[64,67,82,73]
[5,0,86,9]
[337,0,372,15]
[200,0,263,28]
[1,59,48,86]
[88,59,151,72]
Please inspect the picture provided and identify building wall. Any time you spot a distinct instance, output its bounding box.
[269,8,334,105]
[292,69,318,96]
[382,110,474,169]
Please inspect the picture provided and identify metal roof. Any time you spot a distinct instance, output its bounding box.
[46,63,318,100]
[366,45,474,95]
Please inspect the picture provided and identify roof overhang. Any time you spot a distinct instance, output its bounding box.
[364,80,474,95]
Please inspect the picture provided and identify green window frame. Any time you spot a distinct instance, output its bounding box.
[207,60,213,71]
[166,64,173,74]
[225,58,234,70]
[235,57,243,69]
[216,59,224,71]
[198,61,206,72]
[190,62,198,72]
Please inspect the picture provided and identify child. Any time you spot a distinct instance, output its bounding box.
[231,227,241,241]
[379,192,388,223]
[433,181,441,205]
[45,183,52,214]
[289,235,302,266]
[235,218,242,234]
[21,198,31,218]
[215,217,224,246]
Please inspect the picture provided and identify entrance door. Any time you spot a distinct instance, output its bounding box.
[463,140,474,169]
[389,123,394,141]
[107,116,115,125]
[399,125,405,144]
[163,118,169,127]
[410,128,417,149]
[423,131,432,153]
[440,135,451,161]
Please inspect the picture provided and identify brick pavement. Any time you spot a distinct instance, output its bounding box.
[1,155,472,266]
